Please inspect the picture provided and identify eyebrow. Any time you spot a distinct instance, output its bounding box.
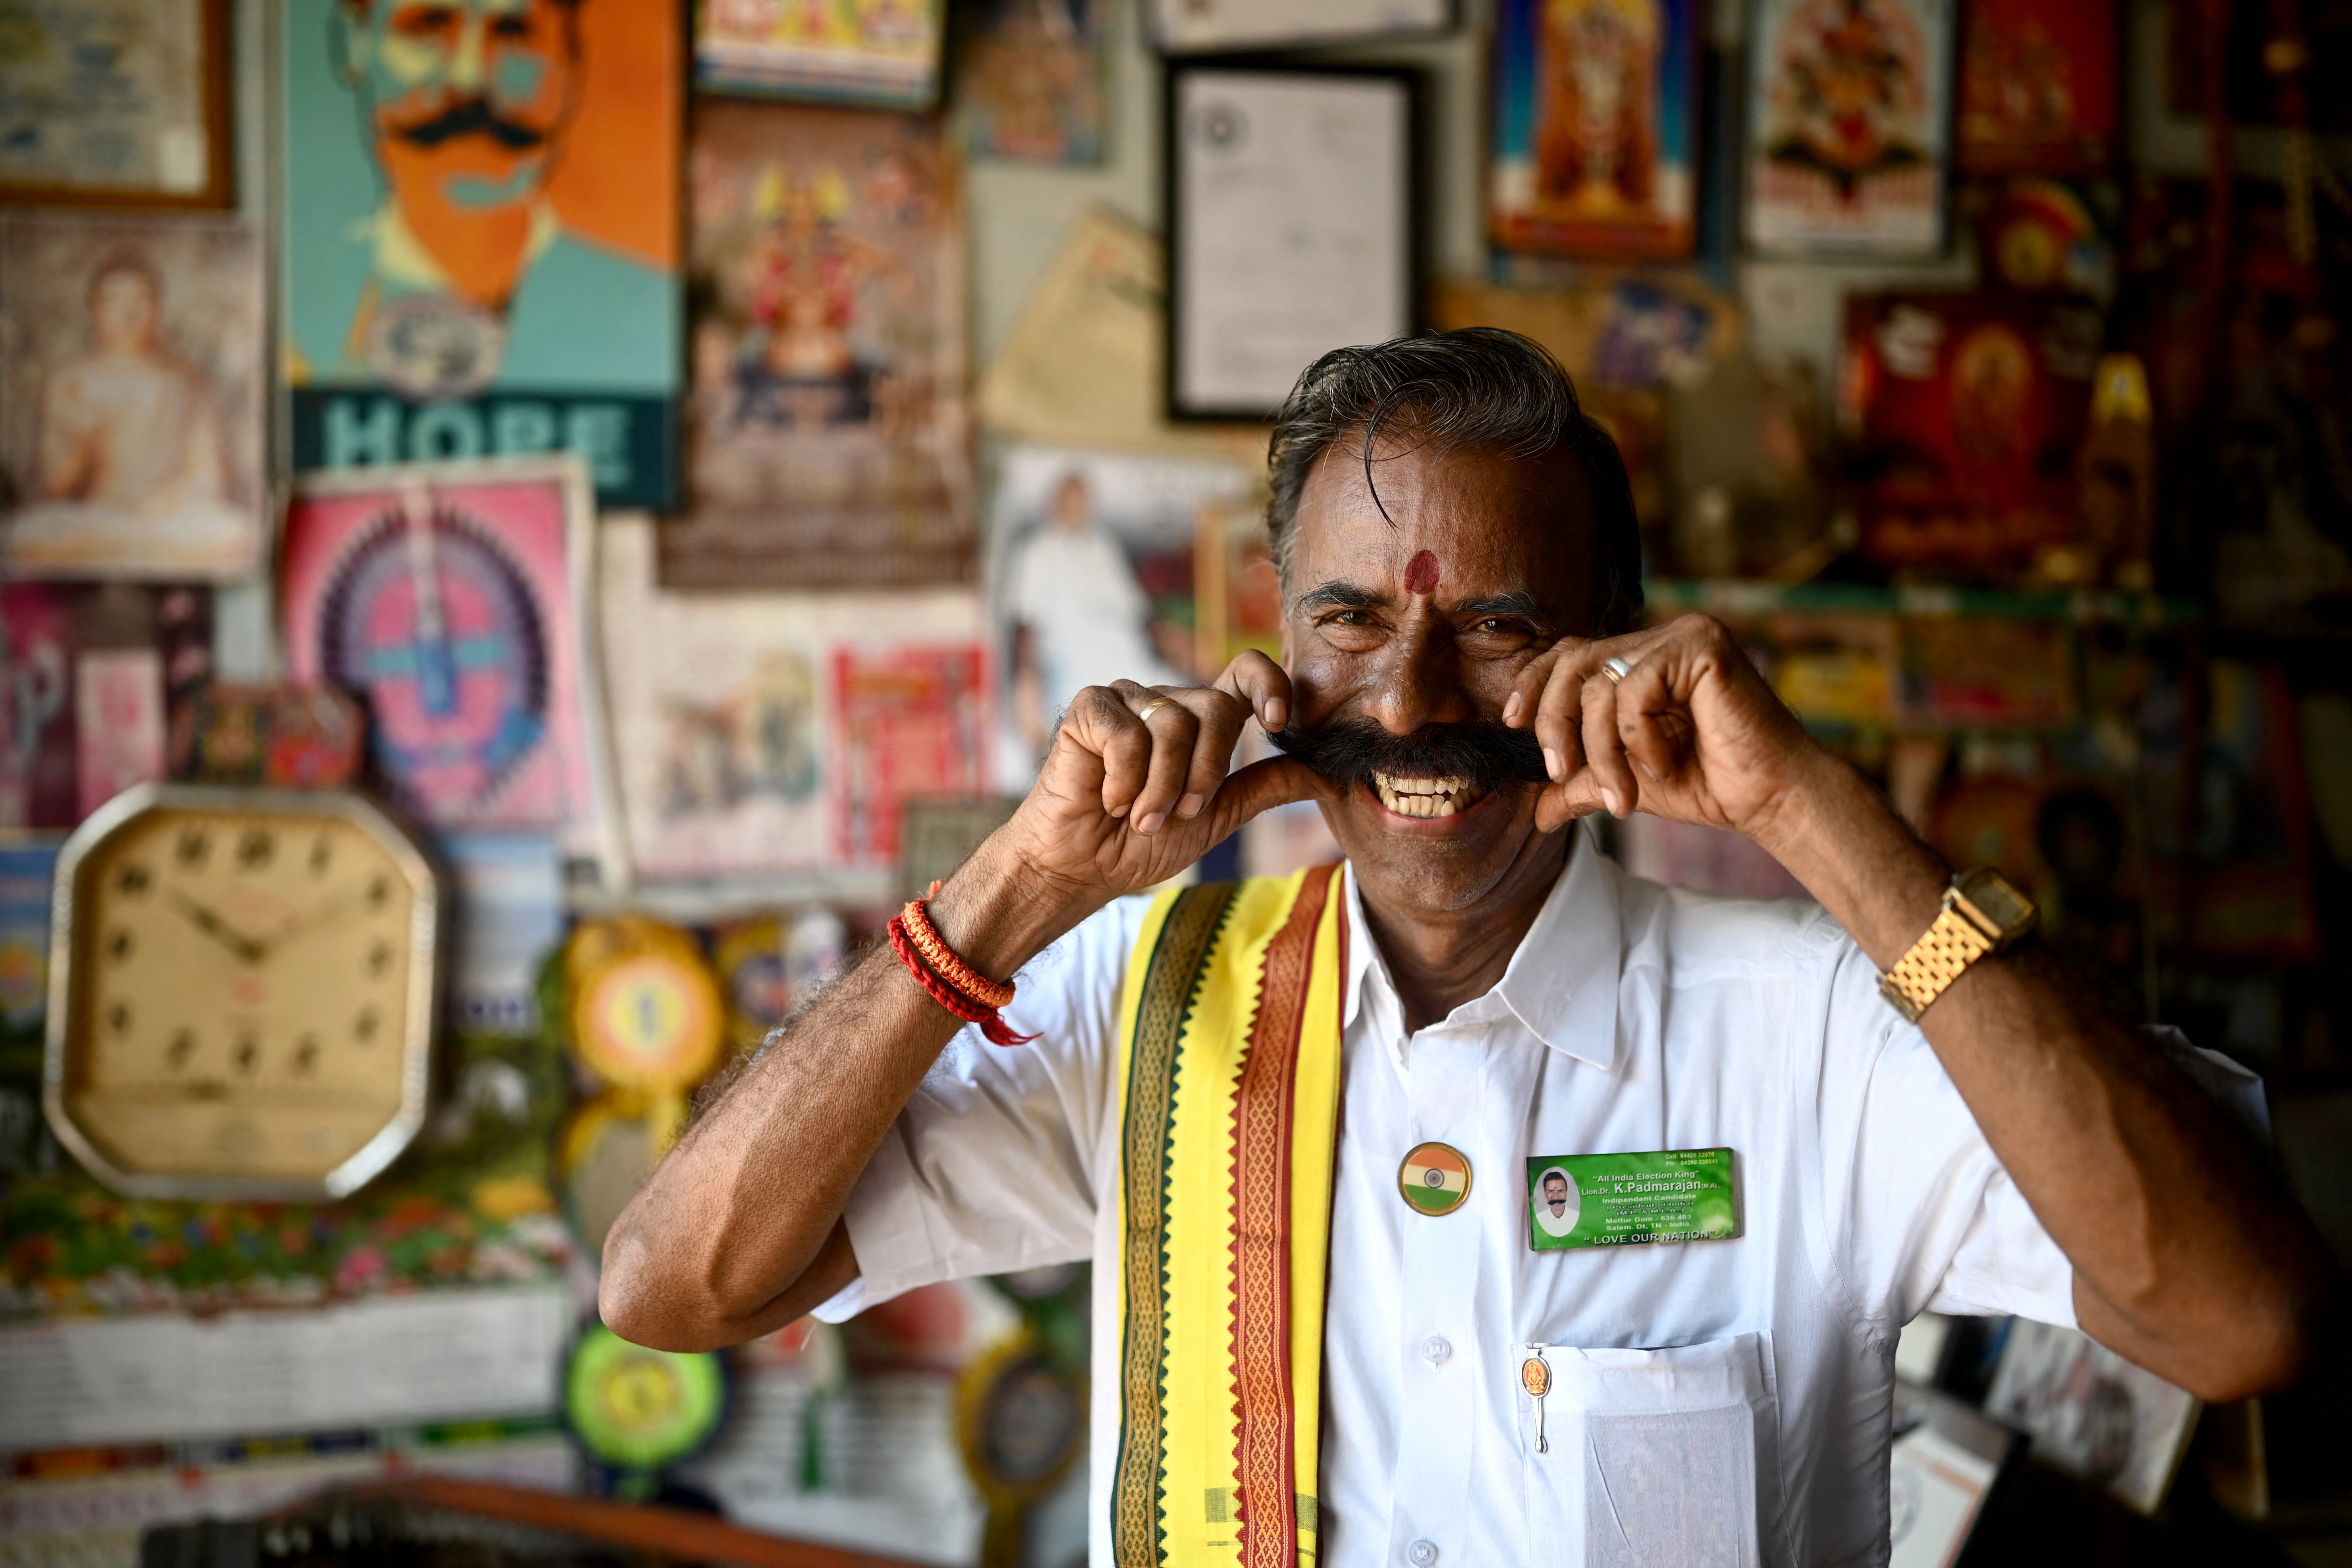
[1293,580,1385,612]
[1455,591,1545,619]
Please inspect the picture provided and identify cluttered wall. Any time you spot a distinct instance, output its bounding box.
[3,0,2351,1565]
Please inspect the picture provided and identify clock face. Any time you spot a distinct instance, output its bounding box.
[50,792,434,1197]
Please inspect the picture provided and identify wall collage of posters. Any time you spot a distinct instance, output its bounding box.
[3,0,2352,1562]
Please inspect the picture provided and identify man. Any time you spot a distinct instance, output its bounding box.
[10,255,249,575]
[1541,1169,1573,1221]
[602,331,2326,1565]
[294,0,669,395]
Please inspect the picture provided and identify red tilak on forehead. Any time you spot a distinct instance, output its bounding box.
[1403,550,1440,595]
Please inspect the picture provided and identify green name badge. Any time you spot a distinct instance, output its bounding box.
[1525,1148,1739,1250]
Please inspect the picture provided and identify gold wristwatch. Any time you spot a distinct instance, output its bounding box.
[1878,868,2039,1023]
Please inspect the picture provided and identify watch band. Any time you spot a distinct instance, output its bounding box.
[1878,899,1997,1024]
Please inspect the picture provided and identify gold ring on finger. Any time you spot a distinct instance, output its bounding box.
[1602,656,1634,684]
[1130,694,1178,722]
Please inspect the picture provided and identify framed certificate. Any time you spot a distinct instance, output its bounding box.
[1148,0,1453,54]
[1166,62,1422,423]
[0,0,233,209]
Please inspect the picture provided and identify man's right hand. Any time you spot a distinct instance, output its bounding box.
[934,651,1333,975]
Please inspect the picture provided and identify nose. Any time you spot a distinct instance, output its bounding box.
[1362,616,1472,736]
[449,13,488,91]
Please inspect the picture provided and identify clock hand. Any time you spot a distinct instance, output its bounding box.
[165,891,267,965]
[253,893,359,960]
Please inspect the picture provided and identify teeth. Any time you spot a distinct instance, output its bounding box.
[1372,771,1486,819]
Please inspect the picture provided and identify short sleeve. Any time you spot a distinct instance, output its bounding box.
[1808,928,2076,1337]
[816,897,1150,1321]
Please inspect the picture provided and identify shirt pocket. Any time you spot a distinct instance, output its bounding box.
[1516,1331,1786,1568]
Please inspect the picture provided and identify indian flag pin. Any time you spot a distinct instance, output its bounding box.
[1397,1141,1472,1217]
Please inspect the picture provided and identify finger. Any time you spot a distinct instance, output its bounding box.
[1214,649,1293,733]
[1163,687,1252,819]
[1203,755,1336,843]
[1503,642,1572,729]
[1533,769,1611,833]
[1580,673,1639,817]
[1110,682,1199,835]
[1612,654,1690,785]
[1534,652,1588,785]
[1065,687,1150,819]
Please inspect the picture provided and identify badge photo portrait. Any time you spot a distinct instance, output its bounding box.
[1533,1163,1581,1238]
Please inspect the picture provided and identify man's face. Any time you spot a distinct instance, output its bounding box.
[1280,440,1598,918]
[91,272,160,354]
[1543,1175,1569,1216]
[342,0,579,217]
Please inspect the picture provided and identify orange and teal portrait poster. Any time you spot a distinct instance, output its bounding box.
[278,0,683,509]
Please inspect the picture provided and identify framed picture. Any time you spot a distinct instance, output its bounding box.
[954,0,1109,166]
[1745,0,1955,257]
[0,0,233,209]
[1955,0,2117,176]
[988,445,1255,777]
[1489,0,1701,259]
[1984,1318,2199,1516]
[599,518,988,885]
[1,215,267,581]
[1148,0,1452,54]
[1839,290,2100,572]
[1166,62,1421,423]
[0,585,213,832]
[697,0,946,109]
[278,0,683,511]
[280,455,626,888]
[658,100,975,590]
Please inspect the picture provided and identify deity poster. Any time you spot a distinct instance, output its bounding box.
[0,216,265,581]
[1839,291,2100,573]
[280,457,623,884]
[278,0,682,510]
[1746,0,1955,257]
[954,0,1108,166]
[697,0,946,109]
[598,517,986,884]
[1955,0,2117,176]
[658,101,974,590]
[1489,0,1700,259]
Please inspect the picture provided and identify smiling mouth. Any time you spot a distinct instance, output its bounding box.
[1371,771,1490,819]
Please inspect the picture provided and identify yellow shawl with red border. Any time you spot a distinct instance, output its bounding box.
[1111,865,1349,1568]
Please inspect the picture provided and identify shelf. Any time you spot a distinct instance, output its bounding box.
[1644,578,2201,625]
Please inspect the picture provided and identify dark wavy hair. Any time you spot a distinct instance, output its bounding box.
[1264,327,1645,636]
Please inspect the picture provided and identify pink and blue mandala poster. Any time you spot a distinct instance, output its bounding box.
[280,455,623,883]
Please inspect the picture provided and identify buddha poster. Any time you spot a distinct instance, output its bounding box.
[1489,0,1699,259]
[277,0,683,510]
[0,215,264,581]
[657,100,975,590]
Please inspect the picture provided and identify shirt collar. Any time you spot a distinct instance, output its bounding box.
[1342,822,1622,1072]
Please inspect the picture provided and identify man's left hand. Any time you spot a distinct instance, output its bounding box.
[1503,613,1826,841]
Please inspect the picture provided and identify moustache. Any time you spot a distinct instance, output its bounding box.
[392,96,546,151]
[1265,713,1550,795]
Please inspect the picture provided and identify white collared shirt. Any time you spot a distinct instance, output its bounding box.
[821,831,2075,1566]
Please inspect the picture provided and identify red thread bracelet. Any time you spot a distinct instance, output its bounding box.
[900,898,1016,1009]
[888,914,1036,1047]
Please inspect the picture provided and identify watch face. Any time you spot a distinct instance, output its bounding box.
[50,794,432,1196]
[1958,868,2037,936]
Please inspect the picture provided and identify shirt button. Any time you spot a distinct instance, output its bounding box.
[1408,1540,1439,1566]
[1420,1335,1451,1365]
